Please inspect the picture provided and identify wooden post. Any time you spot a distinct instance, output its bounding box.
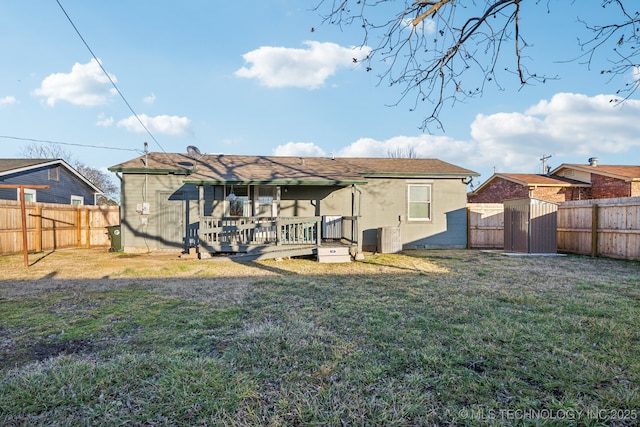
[591,203,599,257]
[316,217,321,246]
[35,206,42,253]
[84,208,91,248]
[76,207,82,247]
[466,206,471,249]
[0,184,49,267]
[19,188,28,267]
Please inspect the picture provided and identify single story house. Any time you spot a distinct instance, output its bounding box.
[551,162,640,199]
[109,152,478,258]
[468,158,640,203]
[0,158,103,205]
[467,173,590,203]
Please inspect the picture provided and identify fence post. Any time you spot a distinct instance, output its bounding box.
[591,203,598,257]
[85,208,91,248]
[35,206,42,253]
[466,206,471,249]
[76,207,82,247]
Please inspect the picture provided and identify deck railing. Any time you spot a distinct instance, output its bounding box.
[199,216,322,246]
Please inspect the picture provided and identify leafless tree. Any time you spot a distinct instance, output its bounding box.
[387,146,417,158]
[315,0,640,131]
[21,143,74,161]
[20,143,119,205]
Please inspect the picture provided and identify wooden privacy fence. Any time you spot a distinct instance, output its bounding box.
[467,203,504,249]
[0,200,120,255]
[557,197,640,260]
[467,197,640,261]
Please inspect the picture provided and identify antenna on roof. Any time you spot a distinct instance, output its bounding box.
[540,154,552,175]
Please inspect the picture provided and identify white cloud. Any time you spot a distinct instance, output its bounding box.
[338,134,473,160]
[143,92,156,104]
[96,113,114,127]
[469,92,640,172]
[33,58,117,106]
[331,93,640,179]
[235,41,372,89]
[117,114,192,136]
[273,142,326,157]
[0,96,17,105]
[402,17,436,35]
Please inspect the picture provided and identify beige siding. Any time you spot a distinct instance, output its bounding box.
[120,174,469,253]
[359,178,468,251]
[121,174,199,252]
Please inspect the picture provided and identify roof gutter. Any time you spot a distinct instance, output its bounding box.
[107,167,195,175]
[184,179,368,186]
[360,172,480,178]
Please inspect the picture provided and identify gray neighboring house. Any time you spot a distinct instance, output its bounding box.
[0,159,102,205]
[109,153,478,258]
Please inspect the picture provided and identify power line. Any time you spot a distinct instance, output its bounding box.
[0,135,143,153]
[55,0,166,153]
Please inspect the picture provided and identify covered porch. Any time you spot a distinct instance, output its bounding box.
[186,177,364,261]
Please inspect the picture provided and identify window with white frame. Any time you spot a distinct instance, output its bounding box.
[71,195,84,206]
[17,188,36,203]
[407,184,431,221]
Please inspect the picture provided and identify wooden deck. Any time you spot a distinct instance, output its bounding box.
[197,216,358,261]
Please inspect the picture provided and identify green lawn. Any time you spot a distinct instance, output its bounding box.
[1,250,638,426]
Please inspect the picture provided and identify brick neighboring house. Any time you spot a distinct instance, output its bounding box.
[551,163,640,199]
[468,159,640,203]
[467,173,589,203]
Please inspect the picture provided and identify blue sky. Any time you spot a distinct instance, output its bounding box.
[1,1,639,187]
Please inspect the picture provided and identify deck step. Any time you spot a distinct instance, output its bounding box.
[199,245,317,262]
[317,246,352,263]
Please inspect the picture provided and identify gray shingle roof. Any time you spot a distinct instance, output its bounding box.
[109,153,478,184]
[0,159,58,174]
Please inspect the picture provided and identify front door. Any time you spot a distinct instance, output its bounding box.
[159,191,184,249]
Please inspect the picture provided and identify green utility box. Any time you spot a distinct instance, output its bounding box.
[106,225,122,252]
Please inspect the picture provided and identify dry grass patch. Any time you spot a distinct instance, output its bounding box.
[1,249,639,425]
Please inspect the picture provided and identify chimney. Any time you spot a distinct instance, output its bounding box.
[588,157,598,167]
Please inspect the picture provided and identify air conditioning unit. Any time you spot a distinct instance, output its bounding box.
[377,226,402,253]
[322,216,342,239]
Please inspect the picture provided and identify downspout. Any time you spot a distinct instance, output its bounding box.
[113,171,125,250]
[352,184,364,259]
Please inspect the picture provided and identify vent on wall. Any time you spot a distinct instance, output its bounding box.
[322,216,342,239]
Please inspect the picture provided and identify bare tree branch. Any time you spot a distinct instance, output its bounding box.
[20,143,119,205]
[315,0,640,130]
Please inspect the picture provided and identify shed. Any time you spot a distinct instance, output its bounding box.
[504,197,558,253]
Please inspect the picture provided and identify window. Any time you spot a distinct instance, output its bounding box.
[255,186,277,217]
[71,195,84,206]
[407,184,431,221]
[17,188,36,203]
[225,185,250,217]
[49,166,59,181]
[229,196,249,216]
